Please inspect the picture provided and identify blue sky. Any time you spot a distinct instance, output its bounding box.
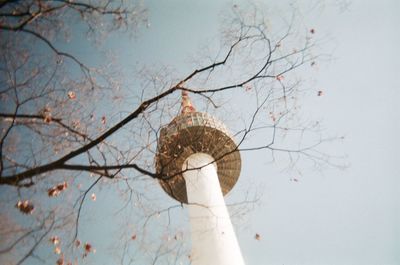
[235,1,400,264]
[123,1,400,264]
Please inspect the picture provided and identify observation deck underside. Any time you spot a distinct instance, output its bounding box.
[156,112,241,203]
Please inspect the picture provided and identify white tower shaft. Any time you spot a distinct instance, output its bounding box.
[182,153,245,265]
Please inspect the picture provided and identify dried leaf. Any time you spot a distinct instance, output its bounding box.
[84,243,92,252]
[48,188,59,197]
[44,114,52,123]
[48,182,68,197]
[54,246,62,255]
[15,200,34,214]
[50,236,60,245]
[83,243,95,257]
[67,91,76,100]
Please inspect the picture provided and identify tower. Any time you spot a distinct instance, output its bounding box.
[155,91,245,265]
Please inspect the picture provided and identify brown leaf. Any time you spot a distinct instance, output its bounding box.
[50,236,60,245]
[83,243,95,258]
[255,233,261,240]
[84,243,92,253]
[54,246,62,255]
[67,91,76,100]
[48,188,59,197]
[56,182,68,190]
[48,182,68,197]
[15,200,35,214]
[44,114,52,123]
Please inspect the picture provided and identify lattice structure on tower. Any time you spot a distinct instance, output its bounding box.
[155,91,241,203]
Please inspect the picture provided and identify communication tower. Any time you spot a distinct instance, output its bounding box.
[156,91,245,265]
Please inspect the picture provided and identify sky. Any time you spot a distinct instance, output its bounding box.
[235,1,400,264]
[2,1,399,265]
[236,1,400,264]
[123,1,399,264]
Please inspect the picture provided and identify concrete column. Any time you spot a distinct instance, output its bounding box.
[182,153,245,265]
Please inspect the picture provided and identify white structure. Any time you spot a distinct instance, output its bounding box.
[156,91,245,265]
[183,153,245,265]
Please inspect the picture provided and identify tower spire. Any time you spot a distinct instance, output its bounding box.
[181,90,196,114]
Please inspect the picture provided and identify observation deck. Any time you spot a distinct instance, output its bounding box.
[156,110,241,203]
